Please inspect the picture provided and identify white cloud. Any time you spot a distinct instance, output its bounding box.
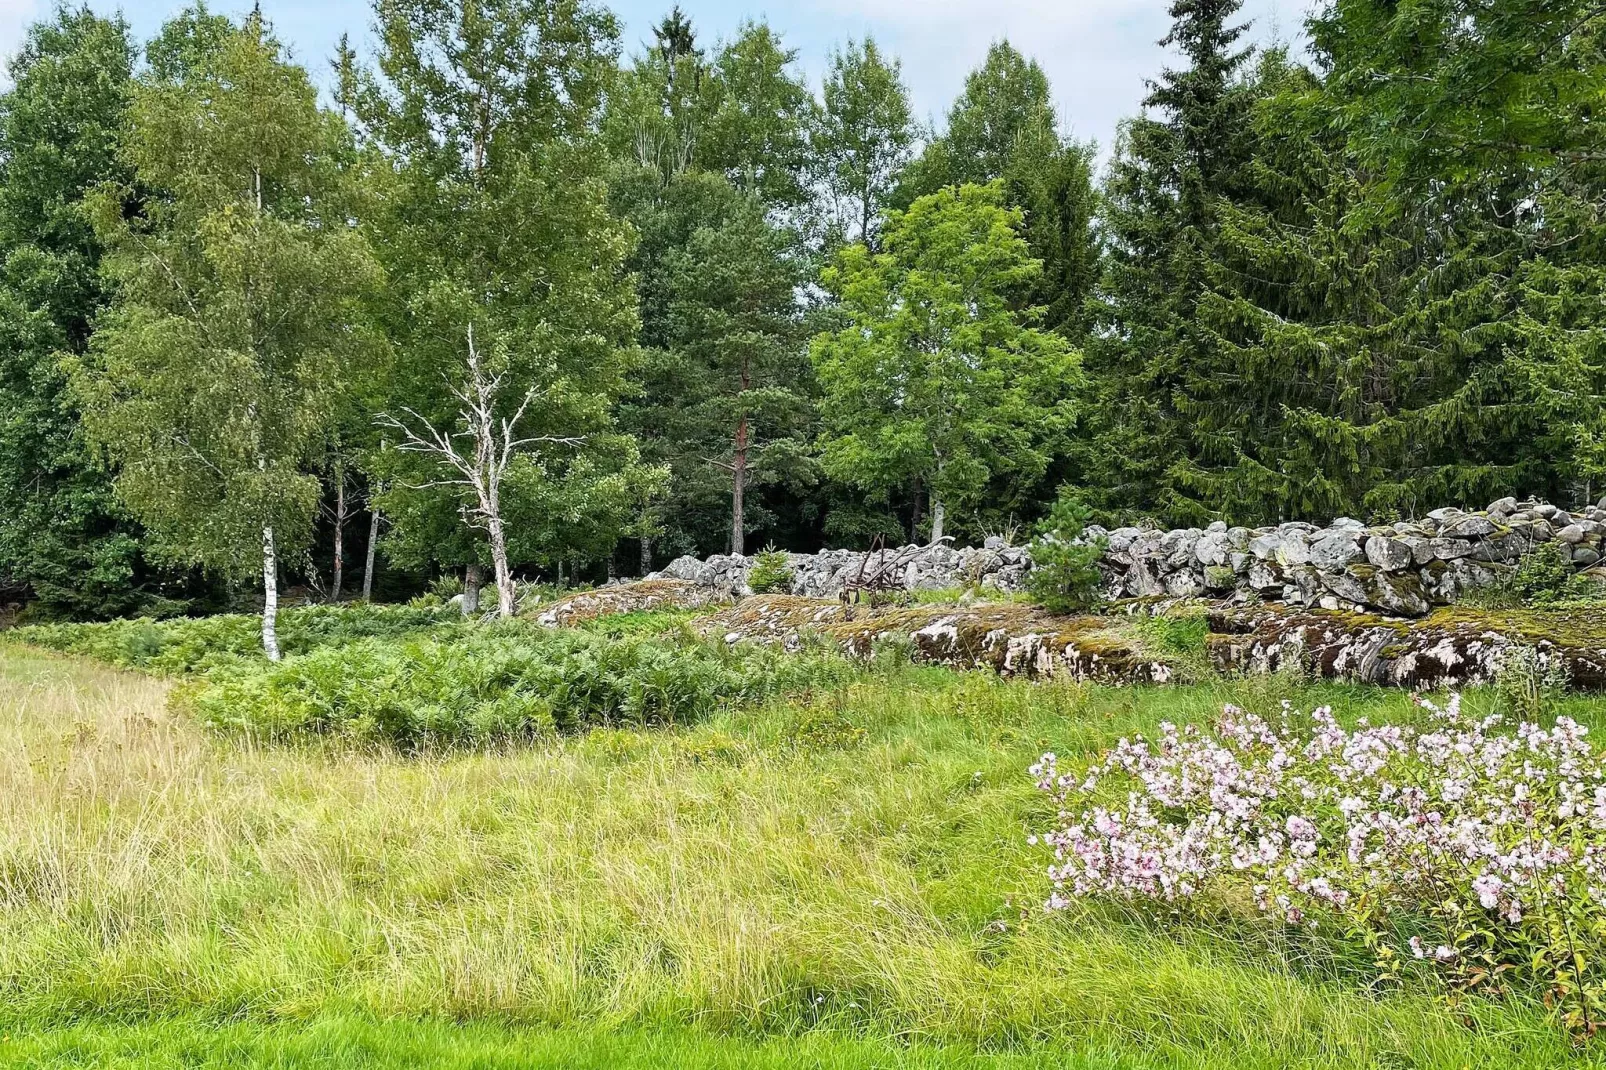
[795,0,1311,166]
[0,0,36,81]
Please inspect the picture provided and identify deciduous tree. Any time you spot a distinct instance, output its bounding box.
[812,183,1078,543]
[69,10,379,658]
[0,8,141,618]
[363,0,647,588]
[813,37,914,247]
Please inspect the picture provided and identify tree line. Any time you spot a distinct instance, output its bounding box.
[0,0,1601,646]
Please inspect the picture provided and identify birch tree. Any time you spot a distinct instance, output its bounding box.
[68,10,378,658]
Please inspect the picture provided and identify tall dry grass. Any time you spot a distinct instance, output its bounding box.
[0,648,1586,1066]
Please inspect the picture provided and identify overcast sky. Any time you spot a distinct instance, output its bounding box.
[0,0,1313,170]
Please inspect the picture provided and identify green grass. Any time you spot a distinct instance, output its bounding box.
[0,1015,1183,1069]
[4,643,1606,1066]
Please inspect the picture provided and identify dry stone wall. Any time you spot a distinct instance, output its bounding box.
[648,497,1606,618]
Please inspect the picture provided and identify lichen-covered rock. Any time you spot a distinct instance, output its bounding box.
[698,596,1175,684]
[1209,605,1606,690]
[1365,536,1413,572]
[1309,531,1365,571]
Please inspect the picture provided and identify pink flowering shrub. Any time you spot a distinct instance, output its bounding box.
[1032,694,1606,1033]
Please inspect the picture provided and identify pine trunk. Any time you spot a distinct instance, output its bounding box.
[462,562,482,615]
[261,525,281,661]
[731,411,748,556]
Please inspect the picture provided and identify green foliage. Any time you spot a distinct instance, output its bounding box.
[1492,644,1571,723]
[701,22,816,213]
[893,42,1099,339]
[1509,543,1593,606]
[814,37,914,247]
[785,699,868,751]
[747,544,794,594]
[1137,608,1210,656]
[1460,542,1606,610]
[186,628,854,745]
[0,8,146,617]
[1078,0,1258,525]
[363,0,647,578]
[13,603,455,674]
[612,168,814,560]
[1024,490,1105,614]
[664,189,811,554]
[813,183,1080,541]
[67,13,379,579]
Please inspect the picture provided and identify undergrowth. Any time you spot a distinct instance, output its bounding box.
[185,628,857,744]
[9,603,457,674]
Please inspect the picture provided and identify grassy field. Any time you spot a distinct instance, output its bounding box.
[2,643,1603,1066]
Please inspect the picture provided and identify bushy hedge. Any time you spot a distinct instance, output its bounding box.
[12,604,457,674]
[185,630,854,745]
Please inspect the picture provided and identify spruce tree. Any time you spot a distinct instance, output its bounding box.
[1081,0,1256,524]
[1310,0,1606,505]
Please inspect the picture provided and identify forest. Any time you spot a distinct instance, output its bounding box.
[0,0,1600,630]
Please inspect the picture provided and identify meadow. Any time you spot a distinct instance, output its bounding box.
[4,606,1606,1067]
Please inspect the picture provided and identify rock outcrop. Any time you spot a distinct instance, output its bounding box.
[649,497,1606,618]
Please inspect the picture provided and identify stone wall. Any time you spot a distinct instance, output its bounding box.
[648,497,1606,618]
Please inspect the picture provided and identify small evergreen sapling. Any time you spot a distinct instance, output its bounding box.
[1025,490,1106,614]
[747,543,794,594]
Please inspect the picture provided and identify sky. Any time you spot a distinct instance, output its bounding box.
[0,0,1312,169]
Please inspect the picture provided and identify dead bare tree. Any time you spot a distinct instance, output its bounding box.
[377,325,580,619]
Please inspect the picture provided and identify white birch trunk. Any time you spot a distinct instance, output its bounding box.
[929,491,945,545]
[362,503,379,601]
[331,475,346,602]
[261,525,281,661]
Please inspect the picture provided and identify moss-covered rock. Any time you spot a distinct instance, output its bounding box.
[528,579,734,628]
[699,596,1176,683]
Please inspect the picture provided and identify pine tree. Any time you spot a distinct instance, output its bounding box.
[665,191,810,554]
